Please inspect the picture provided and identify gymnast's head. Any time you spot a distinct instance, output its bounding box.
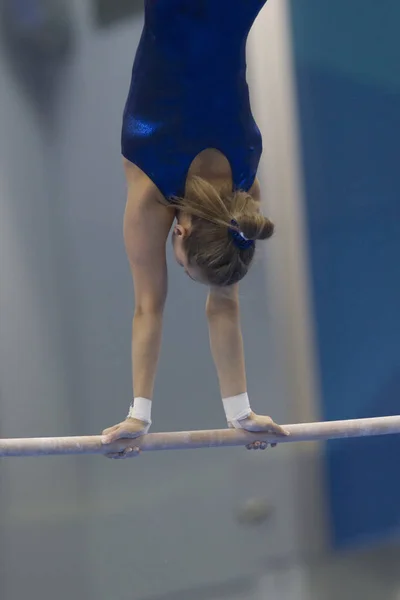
[171,176,274,286]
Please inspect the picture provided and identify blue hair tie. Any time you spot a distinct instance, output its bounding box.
[228,220,254,250]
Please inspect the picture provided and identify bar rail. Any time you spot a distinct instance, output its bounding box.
[0,416,399,457]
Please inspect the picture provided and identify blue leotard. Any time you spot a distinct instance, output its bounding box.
[121,0,266,199]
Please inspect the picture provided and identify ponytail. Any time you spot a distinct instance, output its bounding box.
[171,176,274,286]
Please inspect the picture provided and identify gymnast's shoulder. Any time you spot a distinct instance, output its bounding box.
[122,157,169,211]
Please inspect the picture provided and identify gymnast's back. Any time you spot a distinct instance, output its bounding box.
[122,0,267,199]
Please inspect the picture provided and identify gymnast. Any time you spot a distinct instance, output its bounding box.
[102,0,289,458]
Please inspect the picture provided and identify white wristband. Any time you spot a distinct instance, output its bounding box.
[222,393,251,428]
[127,397,152,428]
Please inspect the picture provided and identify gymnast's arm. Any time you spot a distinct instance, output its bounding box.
[205,181,288,439]
[123,162,175,398]
[205,180,262,399]
[102,161,175,447]
[206,284,246,398]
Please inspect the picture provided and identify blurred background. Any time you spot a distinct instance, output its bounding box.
[0,1,399,599]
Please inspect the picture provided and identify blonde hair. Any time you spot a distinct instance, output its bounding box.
[171,176,274,286]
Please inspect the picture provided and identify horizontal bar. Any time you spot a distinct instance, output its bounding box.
[0,416,399,457]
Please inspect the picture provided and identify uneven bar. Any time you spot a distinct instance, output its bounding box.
[0,416,399,457]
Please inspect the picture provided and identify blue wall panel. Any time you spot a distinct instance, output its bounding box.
[290,1,400,548]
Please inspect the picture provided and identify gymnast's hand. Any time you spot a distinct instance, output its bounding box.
[231,411,289,451]
[101,418,149,459]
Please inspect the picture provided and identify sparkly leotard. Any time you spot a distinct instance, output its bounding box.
[122,0,266,199]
